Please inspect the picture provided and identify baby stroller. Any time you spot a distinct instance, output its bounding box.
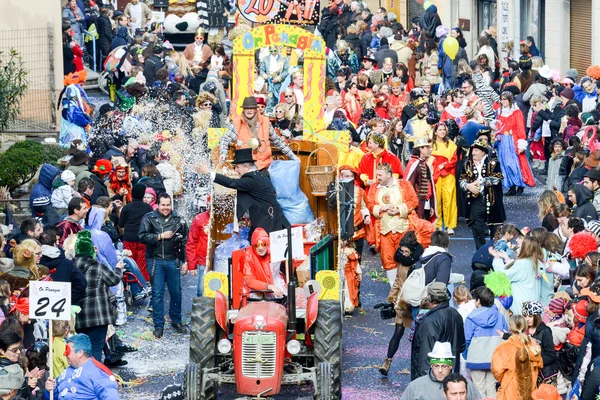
[121,256,151,307]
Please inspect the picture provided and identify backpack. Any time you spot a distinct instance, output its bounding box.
[400,254,440,307]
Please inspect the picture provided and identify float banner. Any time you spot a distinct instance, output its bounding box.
[238,0,320,25]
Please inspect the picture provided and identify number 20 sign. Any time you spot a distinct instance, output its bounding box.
[30,281,71,321]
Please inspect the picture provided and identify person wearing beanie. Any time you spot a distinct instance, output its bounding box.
[515,55,535,93]
[522,300,559,386]
[89,159,111,205]
[379,231,423,376]
[51,170,77,215]
[73,231,123,361]
[32,196,61,228]
[374,38,398,71]
[118,184,153,281]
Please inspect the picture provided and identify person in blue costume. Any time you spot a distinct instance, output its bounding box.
[44,334,120,400]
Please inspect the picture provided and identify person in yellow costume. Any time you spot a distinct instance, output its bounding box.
[431,122,458,234]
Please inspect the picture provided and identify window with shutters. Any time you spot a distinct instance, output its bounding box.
[570,0,592,74]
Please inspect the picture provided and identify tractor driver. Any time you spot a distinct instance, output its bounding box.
[243,228,286,299]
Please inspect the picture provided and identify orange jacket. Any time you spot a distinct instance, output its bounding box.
[234,116,273,170]
[491,335,543,400]
[365,179,418,251]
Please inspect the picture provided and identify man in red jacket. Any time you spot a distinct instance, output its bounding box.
[186,209,210,296]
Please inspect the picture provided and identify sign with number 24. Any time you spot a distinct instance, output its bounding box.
[30,281,71,321]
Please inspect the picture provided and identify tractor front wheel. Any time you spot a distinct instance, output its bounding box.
[186,296,218,400]
[313,301,342,399]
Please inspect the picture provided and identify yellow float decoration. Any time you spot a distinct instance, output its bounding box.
[231,24,326,134]
[203,271,229,298]
[316,270,340,301]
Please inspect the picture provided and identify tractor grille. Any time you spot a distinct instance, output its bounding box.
[241,331,277,378]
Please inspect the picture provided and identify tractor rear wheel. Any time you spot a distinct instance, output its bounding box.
[186,296,218,400]
[313,301,342,399]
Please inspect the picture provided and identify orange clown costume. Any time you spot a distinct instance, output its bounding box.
[358,133,404,247]
[366,164,419,285]
[431,132,458,231]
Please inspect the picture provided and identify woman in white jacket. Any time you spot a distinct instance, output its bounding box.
[51,170,76,215]
[156,154,182,198]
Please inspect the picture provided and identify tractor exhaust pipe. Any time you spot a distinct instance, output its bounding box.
[286,225,297,341]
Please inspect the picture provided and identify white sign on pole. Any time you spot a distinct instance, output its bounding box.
[30,281,71,321]
[269,227,304,263]
[501,1,509,60]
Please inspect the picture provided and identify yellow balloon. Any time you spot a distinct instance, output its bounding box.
[443,37,459,60]
[423,0,432,10]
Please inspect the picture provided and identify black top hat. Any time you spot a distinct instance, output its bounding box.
[585,168,600,182]
[241,97,258,109]
[70,150,89,166]
[232,148,256,164]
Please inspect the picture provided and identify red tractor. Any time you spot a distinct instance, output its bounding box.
[184,230,342,400]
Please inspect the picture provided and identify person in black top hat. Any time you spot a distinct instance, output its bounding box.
[196,148,290,236]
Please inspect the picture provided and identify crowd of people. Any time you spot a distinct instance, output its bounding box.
[5,0,600,399]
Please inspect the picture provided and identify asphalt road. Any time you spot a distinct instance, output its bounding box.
[113,179,542,400]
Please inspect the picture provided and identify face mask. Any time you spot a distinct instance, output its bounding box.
[339,178,354,183]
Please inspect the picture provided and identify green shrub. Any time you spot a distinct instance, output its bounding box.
[0,140,45,190]
[42,144,68,167]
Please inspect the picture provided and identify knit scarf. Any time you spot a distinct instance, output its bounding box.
[242,113,259,138]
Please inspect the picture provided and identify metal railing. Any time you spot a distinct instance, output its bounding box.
[83,30,97,72]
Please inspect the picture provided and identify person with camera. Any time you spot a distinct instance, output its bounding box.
[139,193,189,339]
[377,230,423,376]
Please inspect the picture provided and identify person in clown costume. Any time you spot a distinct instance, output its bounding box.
[431,122,458,234]
[365,162,419,285]
[59,84,93,149]
[358,132,404,251]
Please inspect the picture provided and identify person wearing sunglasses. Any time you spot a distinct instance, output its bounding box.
[259,46,290,112]
[195,92,222,128]
[272,104,291,137]
[243,228,286,299]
